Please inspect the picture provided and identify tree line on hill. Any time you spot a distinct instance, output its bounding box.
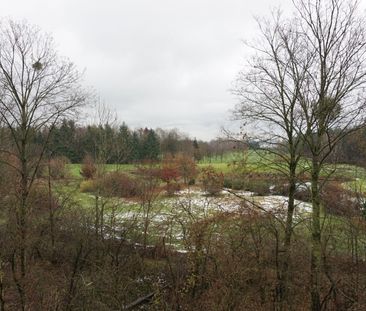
[34,119,247,163]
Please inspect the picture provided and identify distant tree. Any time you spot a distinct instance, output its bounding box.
[116,123,133,163]
[158,128,181,156]
[192,138,202,161]
[337,128,366,166]
[47,119,81,162]
[79,125,96,159]
[130,131,141,162]
[141,129,160,161]
[175,153,198,185]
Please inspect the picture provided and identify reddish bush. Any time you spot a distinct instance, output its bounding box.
[160,166,180,184]
[159,155,181,195]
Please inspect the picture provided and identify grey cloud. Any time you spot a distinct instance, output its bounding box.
[3,0,293,140]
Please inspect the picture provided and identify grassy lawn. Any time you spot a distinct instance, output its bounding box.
[67,151,366,182]
[67,163,135,178]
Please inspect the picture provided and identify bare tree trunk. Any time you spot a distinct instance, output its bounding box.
[0,260,5,311]
[16,134,28,311]
[277,168,297,310]
[11,252,25,311]
[48,156,56,255]
[95,195,100,241]
[310,157,322,311]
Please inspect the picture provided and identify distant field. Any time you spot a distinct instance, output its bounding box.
[199,150,269,164]
[67,150,270,178]
[67,150,366,184]
[67,163,135,178]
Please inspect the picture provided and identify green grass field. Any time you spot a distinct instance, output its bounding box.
[67,150,366,182]
[67,163,135,178]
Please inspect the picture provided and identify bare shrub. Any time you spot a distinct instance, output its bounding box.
[80,155,97,179]
[98,171,139,198]
[49,156,70,179]
[244,177,273,196]
[160,154,181,196]
[199,166,224,195]
[321,182,359,217]
[175,153,198,185]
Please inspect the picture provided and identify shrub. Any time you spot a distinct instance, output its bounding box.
[98,171,139,198]
[49,156,70,179]
[160,166,180,184]
[165,182,181,196]
[321,182,358,216]
[244,178,272,196]
[199,166,224,195]
[175,153,198,184]
[160,155,181,195]
[223,175,245,190]
[80,155,97,179]
[80,179,97,193]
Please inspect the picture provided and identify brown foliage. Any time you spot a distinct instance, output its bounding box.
[321,182,360,217]
[199,166,224,195]
[49,156,70,179]
[80,155,97,179]
[97,171,139,198]
[175,153,198,185]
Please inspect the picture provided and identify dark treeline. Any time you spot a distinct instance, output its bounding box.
[290,127,366,168]
[34,118,366,166]
[35,119,245,163]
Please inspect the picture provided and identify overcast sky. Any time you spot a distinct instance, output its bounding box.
[2,0,308,140]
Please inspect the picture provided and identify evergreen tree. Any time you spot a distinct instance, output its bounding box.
[116,123,132,163]
[141,129,160,161]
[193,138,201,161]
[130,131,141,162]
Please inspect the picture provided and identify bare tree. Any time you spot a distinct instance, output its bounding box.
[0,19,86,310]
[93,98,117,167]
[292,1,366,309]
[234,10,309,309]
[236,0,366,309]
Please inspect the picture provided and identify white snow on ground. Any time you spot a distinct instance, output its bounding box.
[112,188,313,252]
[172,188,312,215]
[116,188,312,222]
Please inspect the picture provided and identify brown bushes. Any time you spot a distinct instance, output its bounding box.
[49,156,70,179]
[97,171,139,198]
[199,166,224,195]
[80,155,97,179]
[321,182,360,216]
